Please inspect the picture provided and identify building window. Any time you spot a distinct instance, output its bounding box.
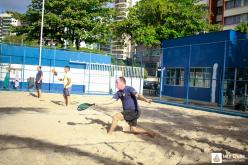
[224,15,241,25]
[190,68,212,88]
[166,68,185,86]
[217,7,223,15]
[225,0,242,9]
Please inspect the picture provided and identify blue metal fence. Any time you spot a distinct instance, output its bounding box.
[159,30,248,117]
[0,43,144,95]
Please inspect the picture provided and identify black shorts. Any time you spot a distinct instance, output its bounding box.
[35,82,42,90]
[121,110,140,126]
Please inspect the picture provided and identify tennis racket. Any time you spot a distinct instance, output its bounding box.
[77,103,96,111]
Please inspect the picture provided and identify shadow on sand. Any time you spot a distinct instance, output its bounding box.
[0,134,130,165]
[84,117,123,132]
[0,107,47,115]
[134,106,248,164]
[51,100,64,106]
[29,93,38,98]
[82,106,248,164]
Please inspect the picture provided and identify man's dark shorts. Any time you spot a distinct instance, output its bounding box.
[35,82,42,90]
[63,87,71,96]
[121,110,140,126]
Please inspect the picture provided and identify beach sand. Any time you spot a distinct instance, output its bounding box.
[0,91,247,165]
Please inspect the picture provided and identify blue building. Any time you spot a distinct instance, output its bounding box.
[161,30,248,108]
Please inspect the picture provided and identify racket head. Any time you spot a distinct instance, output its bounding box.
[77,103,95,111]
[51,68,58,76]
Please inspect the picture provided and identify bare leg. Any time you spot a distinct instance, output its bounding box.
[65,96,68,106]
[67,96,70,106]
[63,95,67,106]
[130,126,156,137]
[108,112,124,134]
[38,90,42,99]
[37,90,40,98]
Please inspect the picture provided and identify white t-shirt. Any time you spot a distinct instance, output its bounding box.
[63,72,72,88]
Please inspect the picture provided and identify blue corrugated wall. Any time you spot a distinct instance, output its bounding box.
[0,43,112,94]
[0,44,111,67]
[162,30,248,103]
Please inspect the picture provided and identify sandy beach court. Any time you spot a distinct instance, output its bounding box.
[0,91,247,165]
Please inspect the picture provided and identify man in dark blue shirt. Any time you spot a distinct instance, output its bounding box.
[35,66,43,99]
[107,77,155,137]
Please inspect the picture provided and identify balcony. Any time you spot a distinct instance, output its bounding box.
[224,6,248,17]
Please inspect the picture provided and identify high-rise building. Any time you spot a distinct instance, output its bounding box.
[112,0,139,60]
[0,13,21,41]
[209,0,248,29]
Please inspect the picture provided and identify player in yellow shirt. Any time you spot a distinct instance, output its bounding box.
[58,66,72,107]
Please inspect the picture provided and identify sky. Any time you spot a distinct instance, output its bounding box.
[0,0,32,13]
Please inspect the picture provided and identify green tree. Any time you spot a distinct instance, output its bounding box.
[114,0,221,47]
[235,22,248,34]
[3,35,25,44]
[14,0,115,49]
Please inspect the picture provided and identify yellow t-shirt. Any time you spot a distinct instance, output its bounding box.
[63,72,72,88]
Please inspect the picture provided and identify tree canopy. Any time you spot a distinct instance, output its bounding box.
[13,0,115,49]
[113,0,221,47]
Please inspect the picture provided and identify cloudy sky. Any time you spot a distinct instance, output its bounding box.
[0,0,32,13]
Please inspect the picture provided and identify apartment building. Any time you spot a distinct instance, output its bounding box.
[0,13,21,41]
[112,0,138,60]
[210,0,248,29]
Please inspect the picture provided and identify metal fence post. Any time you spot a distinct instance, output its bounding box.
[131,52,133,87]
[22,45,26,90]
[109,64,111,94]
[52,47,56,90]
[0,43,2,83]
[220,40,227,111]
[88,52,92,94]
[139,52,143,94]
[115,54,117,93]
[159,48,164,99]
[49,59,52,92]
[186,45,192,104]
